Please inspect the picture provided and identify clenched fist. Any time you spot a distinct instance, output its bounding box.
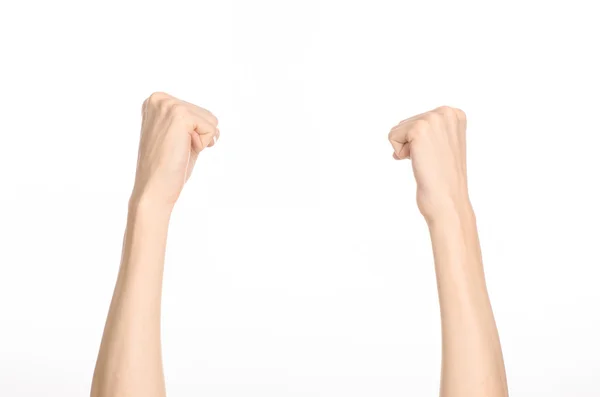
[388,106,471,222]
[131,92,219,208]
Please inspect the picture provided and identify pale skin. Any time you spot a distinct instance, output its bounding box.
[91,92,219,397]
[90,94,508,397]
[389,107,508,396]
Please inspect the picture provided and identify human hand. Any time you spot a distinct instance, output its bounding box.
[131,92,219,209]
[388,106,471,222]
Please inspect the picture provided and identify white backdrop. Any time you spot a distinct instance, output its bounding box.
[1,1,599,396]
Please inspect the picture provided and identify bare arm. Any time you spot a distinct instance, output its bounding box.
[429,206,507,396]
[388,107,508,397]
[91,92,220,397]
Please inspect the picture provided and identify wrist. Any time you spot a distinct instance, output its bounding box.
[128,193,174,222]
[424,198,475,229]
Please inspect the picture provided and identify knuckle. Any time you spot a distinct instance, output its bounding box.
[454,107,467,122]
[206,123,218,135]
[388,125,404,142]
[168,103,187,117]
[388,129,395,141]
[425,111,443,125]
[411,119,430,138]
[197,107,218,124]
[147,91,169,105]
[435,105,467,125]
[435,106,454,118]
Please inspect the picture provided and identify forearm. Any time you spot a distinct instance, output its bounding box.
[428,206,508,397]
[91,200,172,397]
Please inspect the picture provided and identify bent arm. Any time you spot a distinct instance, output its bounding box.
[429,205,508,397]
[90,199,171,397]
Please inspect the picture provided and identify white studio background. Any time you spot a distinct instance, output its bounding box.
[0,0,599,396]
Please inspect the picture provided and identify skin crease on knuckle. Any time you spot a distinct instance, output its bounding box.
[191,116,217,138]
[195,121,214,136]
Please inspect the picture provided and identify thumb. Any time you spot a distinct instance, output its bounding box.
[393,142,411,160]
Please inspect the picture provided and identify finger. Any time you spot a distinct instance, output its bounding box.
[207,127,220,147]
[184,115,218,151]
[190,130,204,154]
[395,142,411,160]
[393,110,430,128]
[198,107,218,126]
[197,128,217,150]
[180,99,219,126]
[388,120,418,155]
